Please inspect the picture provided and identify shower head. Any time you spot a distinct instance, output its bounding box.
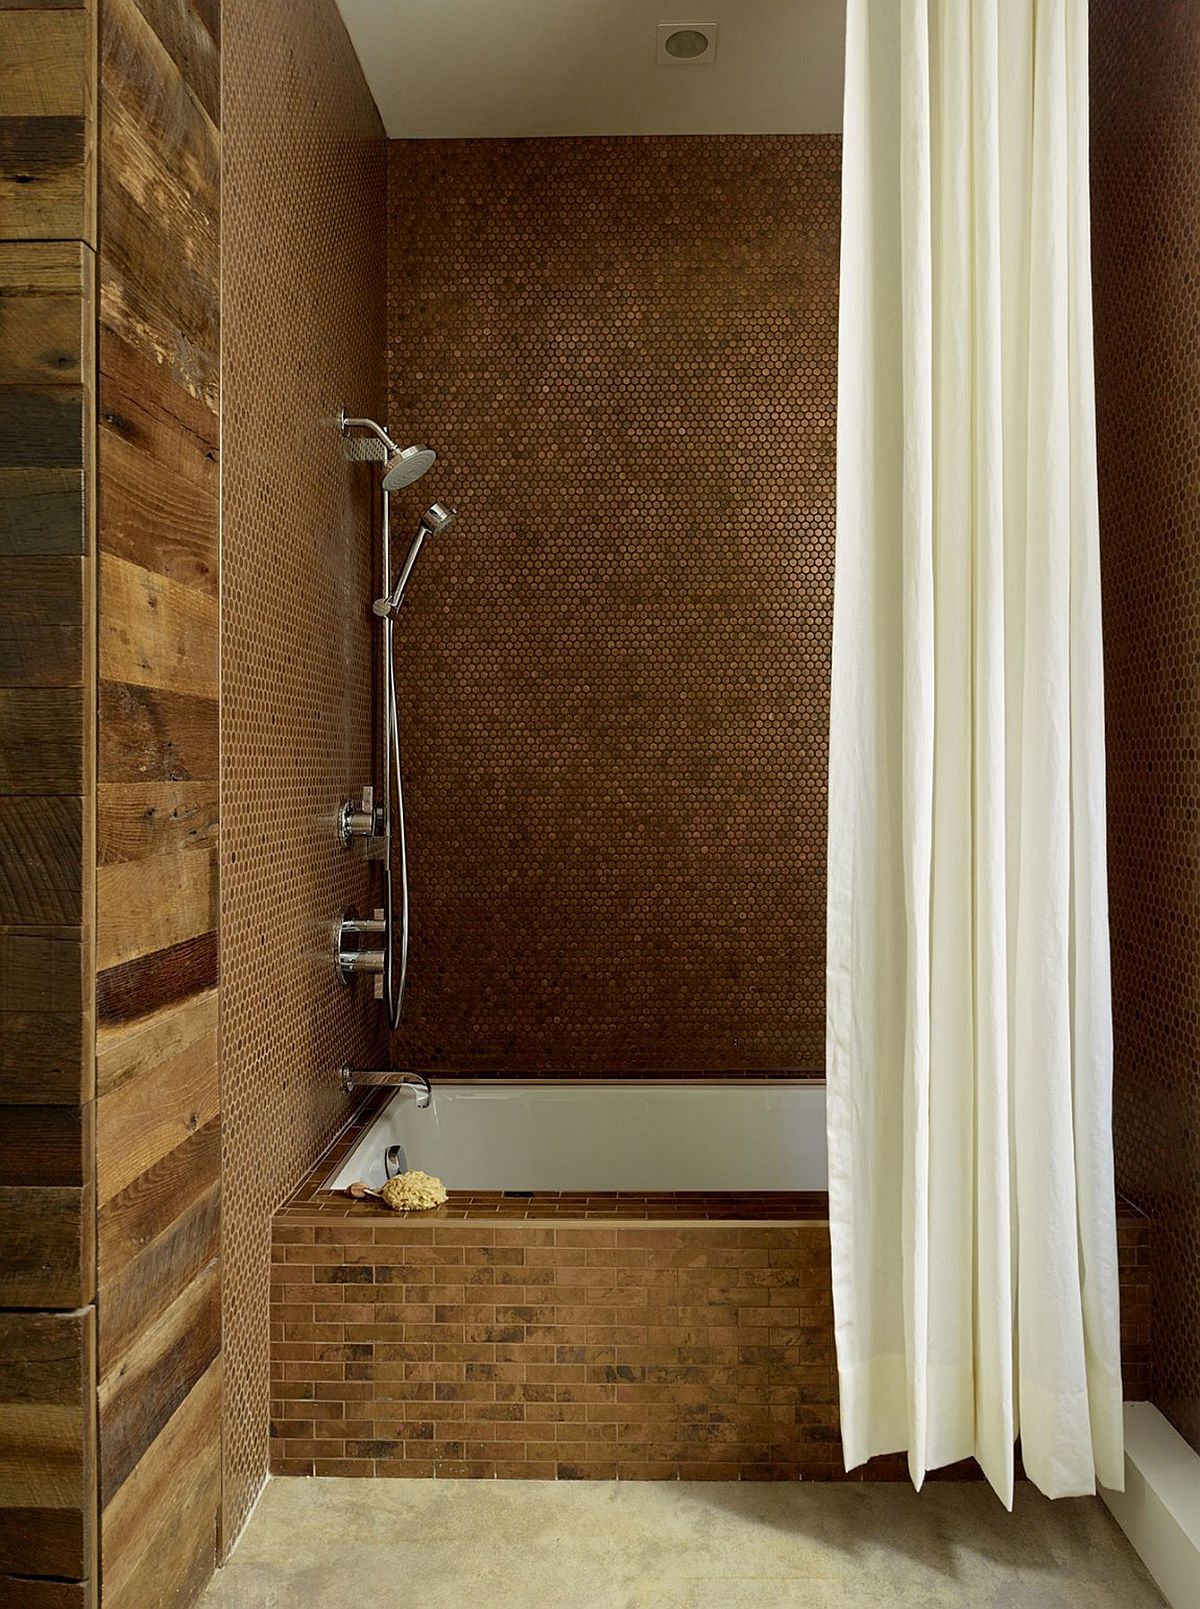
[340,413,436,487]
[382,443,436,490]
[418,502,457,537]
[373,504,459,619]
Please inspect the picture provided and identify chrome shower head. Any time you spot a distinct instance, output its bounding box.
[418,502,457,536]
[382,443,436,490]
[373,504,459,619]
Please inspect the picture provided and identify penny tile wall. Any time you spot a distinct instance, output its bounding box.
[384,136,840,1077]
[1092,0,1200,1455]
[221,0,387,1547]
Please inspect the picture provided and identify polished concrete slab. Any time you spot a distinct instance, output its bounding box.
[200,1477,1166,1608]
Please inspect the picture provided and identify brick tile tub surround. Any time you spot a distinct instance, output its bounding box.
[270,1117,1151,1481]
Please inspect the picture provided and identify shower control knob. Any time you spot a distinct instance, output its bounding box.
[334,907,387,986]
[339,785,382,848]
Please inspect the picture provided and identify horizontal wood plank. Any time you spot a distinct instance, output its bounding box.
[98,1172,217,1371]
[96,780,217,864]
[97,1257,219,1502]
[0,116,88,242]
[97,681,216,783]
[0,1183,93,1308]
[0,385,84,469]
[0,557,86,688]
[0,1309,94,1585]
[94,930,216,1025]
[0,11,88,118]
[0,1008,89,1105]
[0,797,83,924]
[0,468,85,556]
[99,0,218,412]
[95,985,215,1100]
[98,552,217,700]
[0,927,86,1015]
[97,330,218,594]
[115,0,217,126]
[0,1579,90,1609]
[0,1510,87,1583]
[96,1109,217,1281]
[0,688,83,792]
[100,1358,218,1609]
[0,1100,90,1186]
[0,240,91,388]
[95,845,216,971]
[95,1010,217,1206]
[0,284,81,380]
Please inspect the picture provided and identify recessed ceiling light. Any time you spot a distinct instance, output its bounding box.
[657,22,718,65]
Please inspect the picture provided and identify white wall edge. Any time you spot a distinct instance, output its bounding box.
[1100,1402,1200,1609]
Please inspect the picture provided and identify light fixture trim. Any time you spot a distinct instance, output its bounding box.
[656,21,718,65]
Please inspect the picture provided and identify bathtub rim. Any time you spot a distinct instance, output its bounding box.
[285,1077,832,1227]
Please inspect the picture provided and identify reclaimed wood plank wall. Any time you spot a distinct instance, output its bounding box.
[94,0,220,1604]
[2,1,220,1603]
[0,1,99,1602]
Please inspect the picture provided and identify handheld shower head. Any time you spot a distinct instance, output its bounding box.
[418,502,457,537]
[382,443,436,490]
[373,504,459,618]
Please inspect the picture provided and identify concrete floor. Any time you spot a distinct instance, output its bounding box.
[199,1478,1166,1609]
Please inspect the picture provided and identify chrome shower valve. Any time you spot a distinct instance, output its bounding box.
[339,784,383,849]
[335,907,387,986]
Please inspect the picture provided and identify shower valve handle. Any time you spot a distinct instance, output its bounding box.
[334,906,388,987]
[339,785,383,848]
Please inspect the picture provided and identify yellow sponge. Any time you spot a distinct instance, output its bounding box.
[379,1169,448,1212]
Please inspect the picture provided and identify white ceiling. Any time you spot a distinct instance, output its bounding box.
[335,1,845,139]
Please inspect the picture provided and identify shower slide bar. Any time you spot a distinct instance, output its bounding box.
[335,409,456,1032]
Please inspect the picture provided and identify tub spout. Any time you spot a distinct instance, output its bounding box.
[339,1065,432,1106]
[396,1071,432,1108]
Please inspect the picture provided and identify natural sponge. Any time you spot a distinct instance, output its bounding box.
[379,1169,448,1212]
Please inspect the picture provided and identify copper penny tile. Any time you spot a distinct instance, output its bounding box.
[1092,0,1200,1455]
[220,0,388,1544]
[384,133,840,1080]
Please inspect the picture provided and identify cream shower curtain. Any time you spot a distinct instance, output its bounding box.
[827,0,1124,1505]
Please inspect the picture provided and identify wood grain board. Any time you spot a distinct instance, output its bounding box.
[6,2,220,1602]
[93,0,221,1600]
[0,1184,94,1309]
[1,49,97,1609]
[0,1308,96,1589]
[99,1359,219,1609]
[0,4,95,243]
[0,0,223,1599]
[0,233,95,1238]
[0,796,85,925]
[96,780,218,864]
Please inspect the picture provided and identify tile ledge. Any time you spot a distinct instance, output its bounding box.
[1101,1401,1200,1609]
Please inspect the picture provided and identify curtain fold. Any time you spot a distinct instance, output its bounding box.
[827,0,1123,1505]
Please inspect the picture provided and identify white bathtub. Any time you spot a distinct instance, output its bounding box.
[325,1079,828,1193]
